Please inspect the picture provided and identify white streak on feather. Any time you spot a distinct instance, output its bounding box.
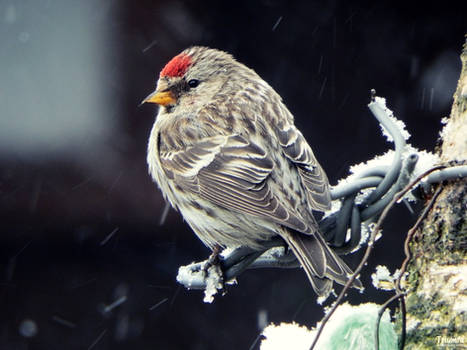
[164,135,229,177]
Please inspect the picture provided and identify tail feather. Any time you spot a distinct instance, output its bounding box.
[308,275,333,297]
[287,230,326,278]
[315,233,363,289]
[280,228,362,296]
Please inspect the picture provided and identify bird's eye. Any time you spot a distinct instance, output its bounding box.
[187,79,200,88]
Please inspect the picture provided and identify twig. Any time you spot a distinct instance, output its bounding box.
[309,165,445,350]
[398,296,407,350]
[396,185,443,292]
[375,292,406,350]
[390,184,443,350]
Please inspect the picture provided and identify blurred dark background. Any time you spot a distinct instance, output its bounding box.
[0,1,465,349]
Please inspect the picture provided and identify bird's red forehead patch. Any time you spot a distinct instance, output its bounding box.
[160,53,192,78]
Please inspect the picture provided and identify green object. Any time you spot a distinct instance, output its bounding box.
[317,302,398,350]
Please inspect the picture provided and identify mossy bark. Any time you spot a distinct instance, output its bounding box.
[402,37,467,349]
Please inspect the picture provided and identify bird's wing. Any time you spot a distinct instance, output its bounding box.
[159,133,313,233]
[276,123,331,211]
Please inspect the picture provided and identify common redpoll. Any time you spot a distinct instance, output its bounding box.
[143,46,361,296]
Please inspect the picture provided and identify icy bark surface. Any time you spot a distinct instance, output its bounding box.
[402,38,467,350]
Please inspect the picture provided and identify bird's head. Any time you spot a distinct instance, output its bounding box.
[142,46,241,113]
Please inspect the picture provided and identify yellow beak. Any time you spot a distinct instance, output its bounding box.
[141,90,176,106]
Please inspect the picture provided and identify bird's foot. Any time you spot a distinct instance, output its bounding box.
[202,245,226,296]
[202,245,222,274]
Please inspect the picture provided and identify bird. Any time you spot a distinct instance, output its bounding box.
[142,46,361,297]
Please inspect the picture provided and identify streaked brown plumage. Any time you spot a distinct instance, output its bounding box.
[143,46,361,297]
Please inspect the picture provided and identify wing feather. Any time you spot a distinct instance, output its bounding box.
[160,134,310,233]
[277,124,331,211]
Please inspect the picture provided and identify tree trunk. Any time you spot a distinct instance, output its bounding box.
[403,37,467,349]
